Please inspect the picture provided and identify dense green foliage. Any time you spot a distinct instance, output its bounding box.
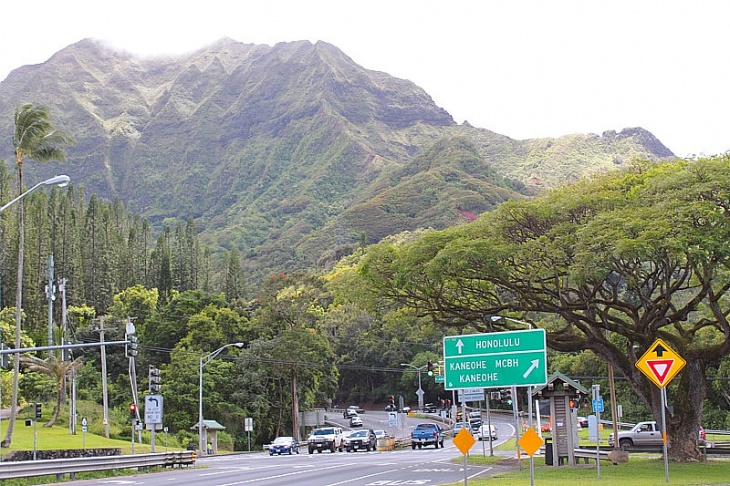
[358,156,730,461]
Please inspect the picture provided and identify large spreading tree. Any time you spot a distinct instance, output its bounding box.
[360,157,730,462]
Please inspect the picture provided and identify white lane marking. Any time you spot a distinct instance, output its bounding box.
[218,463,349,485]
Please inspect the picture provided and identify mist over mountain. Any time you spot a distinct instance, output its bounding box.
[0,38,675,283]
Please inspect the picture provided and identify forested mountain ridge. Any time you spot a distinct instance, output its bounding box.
[0,38,675,284]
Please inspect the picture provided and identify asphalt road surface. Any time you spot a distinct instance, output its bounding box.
[64,412,518,486]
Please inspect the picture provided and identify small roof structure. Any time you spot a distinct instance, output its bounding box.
[532,371,589,397]
[191,419,226,431]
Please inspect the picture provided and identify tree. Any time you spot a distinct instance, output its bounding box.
[360,157,730,462]
[20,353,84,427]
[4,104,73,447]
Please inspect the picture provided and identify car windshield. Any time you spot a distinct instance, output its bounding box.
[272,437,293,444]
[350,431,367,437]
[312,429,334,436]
[374,430,385,437]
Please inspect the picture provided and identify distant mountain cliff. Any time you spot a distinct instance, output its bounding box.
[0,38,675,282]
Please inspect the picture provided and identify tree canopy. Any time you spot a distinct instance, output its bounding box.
[360,157,730,461]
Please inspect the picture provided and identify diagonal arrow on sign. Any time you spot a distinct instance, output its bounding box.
[523,359,540,379]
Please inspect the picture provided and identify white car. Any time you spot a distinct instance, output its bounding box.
[476,424,497,441]
[350,415,363,427]
[373,429,387,439]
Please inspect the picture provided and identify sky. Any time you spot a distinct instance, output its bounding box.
[2,1,728,158]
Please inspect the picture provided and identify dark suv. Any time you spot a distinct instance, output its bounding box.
[344,429,377,452]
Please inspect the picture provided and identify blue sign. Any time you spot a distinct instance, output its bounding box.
[592,397,604,413]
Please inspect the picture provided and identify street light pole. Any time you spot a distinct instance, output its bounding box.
[0,175,70,214]
[199,342,244,456]
[400,363,426,411]
[0,175,70,309]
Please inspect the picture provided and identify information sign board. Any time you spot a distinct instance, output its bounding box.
[443,329,547,390]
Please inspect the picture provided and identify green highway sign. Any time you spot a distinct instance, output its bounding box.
[443,329,547,390]
[435,375,444,383]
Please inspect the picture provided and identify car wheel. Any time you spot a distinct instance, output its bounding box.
[411,443,416,450]
[418,444,422,449]
[619,439,632,451]
[269,452,274,456]
[308,447,313,454]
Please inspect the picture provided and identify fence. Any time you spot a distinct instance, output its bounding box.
[0,450,195,480]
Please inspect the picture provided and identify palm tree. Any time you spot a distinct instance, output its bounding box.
[3,104,74,447]
[20,353,84,426]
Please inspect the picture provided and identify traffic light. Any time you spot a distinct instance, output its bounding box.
[34,402,42,419]
[129,403,138,419]
[149,365,162,393]
[62,340,72,362]
[0,343,8,368]
[125,333,138,358]
[504,389,513,406]
[427,360,434,376]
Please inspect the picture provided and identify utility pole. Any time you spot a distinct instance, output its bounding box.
[45,254,56,353]
[92,317,112,438]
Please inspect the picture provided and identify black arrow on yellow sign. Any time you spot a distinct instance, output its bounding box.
[652,343,667,357]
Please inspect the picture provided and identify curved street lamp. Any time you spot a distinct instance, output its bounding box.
[0,175,70,214]
[490,315,533,329]
[400,363,427,411]
[199,342,244,455]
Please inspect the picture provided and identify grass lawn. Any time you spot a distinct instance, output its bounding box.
[445,454,730,486]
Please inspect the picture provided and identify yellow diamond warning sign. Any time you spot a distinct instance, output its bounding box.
[453,427,476,455]
[518,427,544,457]
[635,338,686,388]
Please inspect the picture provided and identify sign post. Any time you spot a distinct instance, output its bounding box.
[636,338,686,483]
[443,329,547,390]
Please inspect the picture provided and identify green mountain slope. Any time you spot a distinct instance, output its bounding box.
[0,38,675,284]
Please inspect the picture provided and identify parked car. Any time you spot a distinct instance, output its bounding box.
[608,421,707,450]
[350,415,363,427]
[344,428,377,452]
[269,436,299,455]
[476,424,498,441]
[307,426,344,453]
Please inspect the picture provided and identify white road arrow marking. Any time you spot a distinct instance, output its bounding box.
[523,359,540,378]
[456,339,464,354]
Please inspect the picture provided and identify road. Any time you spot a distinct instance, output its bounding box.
[64,412,518,486]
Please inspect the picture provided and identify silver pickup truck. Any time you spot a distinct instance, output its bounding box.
[608,421,661,450]
[608,421,706,450]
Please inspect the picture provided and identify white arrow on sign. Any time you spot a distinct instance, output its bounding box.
[523,359,540,379]
[456,339,464,354]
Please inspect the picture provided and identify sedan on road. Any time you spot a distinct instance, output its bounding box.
[269,436,299,455]
[350,415,363,427]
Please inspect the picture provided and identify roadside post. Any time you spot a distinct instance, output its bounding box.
[453,427,476,485]
[635,338,686,483]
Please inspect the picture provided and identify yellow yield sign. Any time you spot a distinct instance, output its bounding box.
[635,338,686,388]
